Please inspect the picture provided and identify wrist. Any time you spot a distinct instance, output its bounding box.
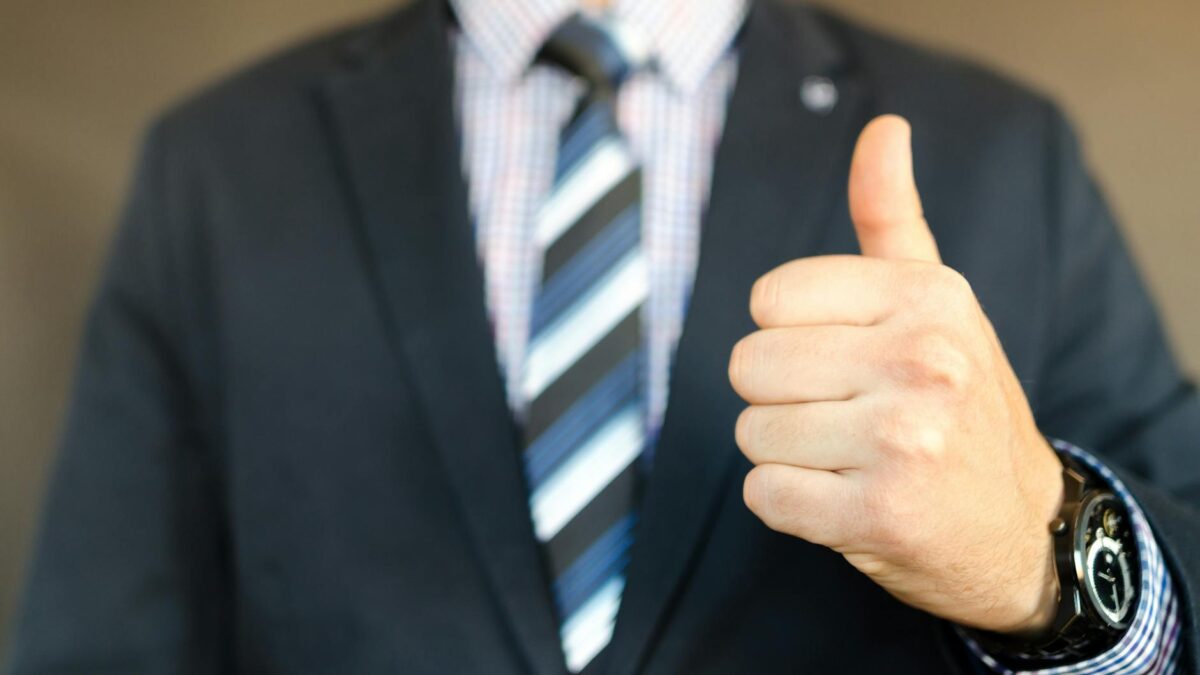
[1002,541,1060,638]
[1001,436,1064,636]
[966,448,1141,667]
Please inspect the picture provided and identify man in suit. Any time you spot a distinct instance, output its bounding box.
[9,0,1200,672]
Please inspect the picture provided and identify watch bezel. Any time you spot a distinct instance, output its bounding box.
[1074,491,1136,630]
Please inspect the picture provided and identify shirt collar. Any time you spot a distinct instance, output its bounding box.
[449,0,749,94]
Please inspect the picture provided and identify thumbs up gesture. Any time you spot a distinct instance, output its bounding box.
[729,115,1065,634]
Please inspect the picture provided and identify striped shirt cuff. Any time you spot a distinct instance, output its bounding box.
[959,440,1183,674]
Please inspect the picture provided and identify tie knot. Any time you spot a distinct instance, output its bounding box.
[539,15,647,95]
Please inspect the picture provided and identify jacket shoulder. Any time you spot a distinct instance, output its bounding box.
[147,3,421,150]
[812,6,1063,140]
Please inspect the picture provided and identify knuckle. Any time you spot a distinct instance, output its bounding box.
[750,272,781,326]
[735,407,757,455]
[738,406,788,459]
[940,266,974,296]
[900,330,972,392]
[742,466,769,513]
[743,466,797,527]
[760,408,791,447]
[874,409,946,463]
[767,478,801,517]
[730,332,781,402]
[728,336,755,395]
[928,265,975,308]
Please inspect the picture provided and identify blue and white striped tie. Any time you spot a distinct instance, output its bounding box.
[522,15,649,673]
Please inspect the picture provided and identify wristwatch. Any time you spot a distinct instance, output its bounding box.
[970,452,1140,667]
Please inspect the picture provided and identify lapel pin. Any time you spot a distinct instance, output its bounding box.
[800,75,838,115]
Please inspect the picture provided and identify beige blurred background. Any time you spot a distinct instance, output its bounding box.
[1,0,1197,657]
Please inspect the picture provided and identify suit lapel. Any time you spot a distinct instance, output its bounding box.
[317,0,870,671]
[606,3,870,672]
[319,2,564,672]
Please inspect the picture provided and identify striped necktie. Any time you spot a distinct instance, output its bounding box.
[522,15,649,674]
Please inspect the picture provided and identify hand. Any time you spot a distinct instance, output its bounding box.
[728,115,1065,635]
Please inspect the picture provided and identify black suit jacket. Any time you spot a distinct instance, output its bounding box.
[10,1,1200,672]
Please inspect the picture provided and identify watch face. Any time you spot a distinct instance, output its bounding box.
[1078,494,1137,628]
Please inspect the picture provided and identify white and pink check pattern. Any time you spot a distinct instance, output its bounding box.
[448,0,1181,671]
[452,0,742,431]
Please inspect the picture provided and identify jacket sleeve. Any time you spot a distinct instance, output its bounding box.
[7,122,230,674]
[1033,104,1200,672]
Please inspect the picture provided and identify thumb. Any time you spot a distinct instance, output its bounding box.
[848,114,940,263]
